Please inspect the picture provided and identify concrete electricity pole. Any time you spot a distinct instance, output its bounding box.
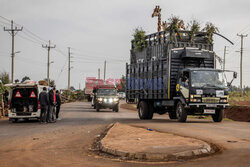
[104,60,106,81]
[223,46,227,71]
[4,20,23,83]
[237,34,248,96]
[42,40,56,87]
[68,47,72,91]
[98,68,100,79]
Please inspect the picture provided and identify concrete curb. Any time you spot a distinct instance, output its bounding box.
[99,124,214,161]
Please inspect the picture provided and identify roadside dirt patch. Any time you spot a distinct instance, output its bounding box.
[120,103,137,111]
[97,123,218,162]
[225,106,250,122]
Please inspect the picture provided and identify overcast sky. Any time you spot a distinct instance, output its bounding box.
[0,0,250,89]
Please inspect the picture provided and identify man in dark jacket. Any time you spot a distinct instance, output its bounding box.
[55,90,61,120]
[39,87,49,123]
[47,87,56,123]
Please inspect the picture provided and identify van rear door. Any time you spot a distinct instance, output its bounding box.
[11,87,38,115]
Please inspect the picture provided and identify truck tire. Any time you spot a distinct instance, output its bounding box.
[138,101,152,120]
[113,105,119,112]
[12,118,18,123]
[96,105,100,112]
[212,109,224,122]
[147,102,154,119]
[176,102,187,122]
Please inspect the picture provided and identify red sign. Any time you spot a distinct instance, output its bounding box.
[29,91,37,98]
[14,91,22,98]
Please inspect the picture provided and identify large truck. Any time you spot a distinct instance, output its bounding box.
[85,78,104,102]
[126,30,236,122]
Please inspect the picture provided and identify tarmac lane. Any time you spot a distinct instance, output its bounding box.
[0,101,249,167]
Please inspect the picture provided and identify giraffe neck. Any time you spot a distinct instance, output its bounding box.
[158,14,161,32]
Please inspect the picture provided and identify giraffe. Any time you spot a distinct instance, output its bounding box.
[177,20,186,30]
[162,21,167,31]
[152,6,162,33]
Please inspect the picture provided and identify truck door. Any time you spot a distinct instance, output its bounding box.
[179,71,190,99]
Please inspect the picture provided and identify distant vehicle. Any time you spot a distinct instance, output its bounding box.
[118,92,126,99]
[85,78,104,102]
[92,85,119,112]
[126,30,236,122]
[5,80,49,122]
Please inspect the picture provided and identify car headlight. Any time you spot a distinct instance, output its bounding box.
[97,98,103,101]
[114,98,119,102]
[109,98,113,103]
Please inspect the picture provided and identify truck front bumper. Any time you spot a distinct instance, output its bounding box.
[187,103,229,109]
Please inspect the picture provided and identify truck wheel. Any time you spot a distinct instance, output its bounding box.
[212,109,224,122]
[113,105,119,112]
[96,105,100,112]
[12,118,18,123]
[147,102,154,119]
[138,101,151,120]
[176,102,187,122]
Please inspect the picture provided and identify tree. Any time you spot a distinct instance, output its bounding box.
[43,78,56,87]
[0,72,10,85]
[187,20,200,42]
[133,27,146,51]
[116,75,126,92]
[21,76,30,83]
[202,22,219,44]
[167,16,183,40]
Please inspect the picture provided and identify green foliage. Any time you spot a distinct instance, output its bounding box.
[133,27,146,51]
[167,16,182,40]
[188,20,200,42]
[43,78,56,87]
[0,72,10,85]
[116,75,126,92]
[202,22,219,44]
[21,76,31,83]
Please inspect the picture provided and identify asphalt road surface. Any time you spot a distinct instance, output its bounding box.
[0,101,249,167]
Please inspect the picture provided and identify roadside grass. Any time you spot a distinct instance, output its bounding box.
[229,92,250,106]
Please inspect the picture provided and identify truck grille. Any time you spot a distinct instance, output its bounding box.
[202,97,220,103]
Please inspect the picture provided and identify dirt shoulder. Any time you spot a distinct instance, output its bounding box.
[120,102,250,122]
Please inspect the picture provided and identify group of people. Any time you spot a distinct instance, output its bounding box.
[39,87,61,123]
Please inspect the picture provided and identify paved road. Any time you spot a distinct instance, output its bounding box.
[0,101,249,167]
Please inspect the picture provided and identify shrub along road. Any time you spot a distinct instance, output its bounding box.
[0,101,249,167]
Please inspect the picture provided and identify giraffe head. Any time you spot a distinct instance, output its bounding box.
[152,5,161,17]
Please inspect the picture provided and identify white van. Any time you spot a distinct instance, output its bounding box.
[6,82,48,122]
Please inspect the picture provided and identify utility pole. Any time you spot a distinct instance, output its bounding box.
[42,40,56,87]
[237,34,248,96]
[104,60,106,81]
[68,47,71,91]
[98,68,100,79]
[4,20,23,83]
[223,46,227,71]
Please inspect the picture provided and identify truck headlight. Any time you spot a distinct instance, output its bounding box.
[97,98,103,102]
[220,98,228,103]
[109,98,114,103]
[114,98,119,102]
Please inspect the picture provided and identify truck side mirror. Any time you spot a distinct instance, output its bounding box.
[233,72,237,79]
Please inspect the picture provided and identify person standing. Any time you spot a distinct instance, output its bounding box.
[47,87,56,123]
[55,90,61,120]
[39,87,49,123]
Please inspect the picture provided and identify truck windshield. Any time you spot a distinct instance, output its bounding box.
[191,70,227,88]
[97,89,117,95]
